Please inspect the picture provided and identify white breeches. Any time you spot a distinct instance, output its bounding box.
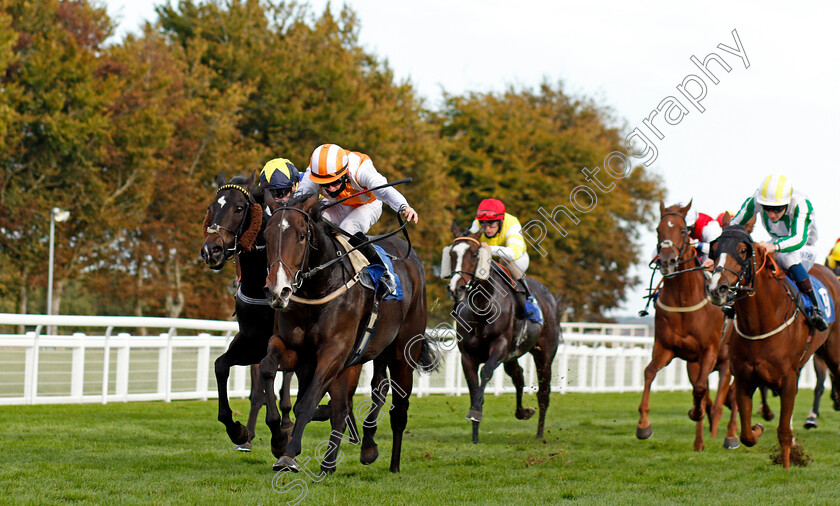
[775,244,817,272]
[321,200,383,235]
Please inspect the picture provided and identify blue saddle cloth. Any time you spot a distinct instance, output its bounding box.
[362,245,403,301]
[784,274,835,325]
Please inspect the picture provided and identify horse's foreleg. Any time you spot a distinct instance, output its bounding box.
[260,336,298,459]
[280,371,294,434]
[320,373,354,475]
[214,342,250,446]
[777,374,798,469]
[723,377,740,449]
[530,344,554,440]
[240,364,266,451]
[503,360,534,421]
[686,362,705,451]
[759,386,775,421]
[276,355,343,472]
[637,342,674,440]
[461,351,482,429]
[689,349,716,424]
[736,378,763,447]
[710,363,732,438]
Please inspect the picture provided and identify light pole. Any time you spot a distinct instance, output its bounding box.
[47,207,70,316]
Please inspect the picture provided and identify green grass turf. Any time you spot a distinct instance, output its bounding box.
[1,390,839,504]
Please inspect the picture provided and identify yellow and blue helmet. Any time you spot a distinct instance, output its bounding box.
[259,158,300,190]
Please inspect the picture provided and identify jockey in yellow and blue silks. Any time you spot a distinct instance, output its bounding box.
[730,174,827,331]
[259,158,300,206]
[826,239,840,277]
[469,198,542,324]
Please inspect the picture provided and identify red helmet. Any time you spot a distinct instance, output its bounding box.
[476,198,505,221]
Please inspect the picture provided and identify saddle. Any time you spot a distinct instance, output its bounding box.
[780,274,836,326]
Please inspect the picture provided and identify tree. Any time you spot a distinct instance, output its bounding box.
[436,83,663,319]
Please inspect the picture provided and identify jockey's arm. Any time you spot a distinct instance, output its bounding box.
[773,199,812,253]
[355,160,410,213]
[731,196,756,227]
[296,168,319,196]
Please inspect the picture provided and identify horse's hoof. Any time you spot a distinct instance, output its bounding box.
[360,444,379,465]
[723,437,740,450]
[320,464,336,475]
[516,407,535,420]
[234,441,253,452]
[804,414,818,430]
[271,431,289,459]
[688,408,703,423]
[273,456,298,472]
[760,405,775,421]
[754,423,765,437]
[694,442,705,452]
[227,421,249,446]
[636,425,653,440]
[466,409,482,422]
[312,403,331,422]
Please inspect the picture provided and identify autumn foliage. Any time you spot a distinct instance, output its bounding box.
[0,0,662,322]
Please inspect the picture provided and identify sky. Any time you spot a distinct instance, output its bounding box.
[105,0,840,316]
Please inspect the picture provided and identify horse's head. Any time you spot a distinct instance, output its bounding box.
[263,193,320,309]
[707,212,758,306]
[200,172,263,270]
[656,200,693,275]
[441,220,492,302]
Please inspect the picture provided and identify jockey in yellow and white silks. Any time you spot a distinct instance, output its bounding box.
[469,198,541,323]
[730,174,827,330]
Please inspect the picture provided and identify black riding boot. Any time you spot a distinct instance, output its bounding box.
[351,232,396,299]
[797,278,828,331]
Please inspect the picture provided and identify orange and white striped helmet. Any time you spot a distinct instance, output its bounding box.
[308,144,348,184]
[756,174,793,206]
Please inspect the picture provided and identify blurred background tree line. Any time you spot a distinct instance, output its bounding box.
[0,0,662,323]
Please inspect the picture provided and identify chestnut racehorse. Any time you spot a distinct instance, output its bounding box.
[636,201,738,451]
[708,215,840,467]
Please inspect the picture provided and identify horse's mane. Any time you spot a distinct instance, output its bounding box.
[286,191,317,208]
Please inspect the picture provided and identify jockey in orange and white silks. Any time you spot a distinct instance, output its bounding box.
[297,144,418,235]
[729,174,827,330]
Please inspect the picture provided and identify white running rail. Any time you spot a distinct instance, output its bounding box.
[0,314,822,405]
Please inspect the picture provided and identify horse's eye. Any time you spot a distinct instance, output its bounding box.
[235,206,244,213]
[298,233,306,241]
[738,245,747,257]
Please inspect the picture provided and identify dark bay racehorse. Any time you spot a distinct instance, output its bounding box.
[445,224,559,443]
[708,215,840,467]
[260,193,436,474]
[200,173,338,452]
[637,202,738,450]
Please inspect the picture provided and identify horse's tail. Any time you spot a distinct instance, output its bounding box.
[414,333,442,375]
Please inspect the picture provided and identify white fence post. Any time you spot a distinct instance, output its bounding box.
[71,332,86,400]
[197,334,211,401]
[116,333,130,401]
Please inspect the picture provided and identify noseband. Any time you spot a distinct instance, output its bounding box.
[205,184,255,260]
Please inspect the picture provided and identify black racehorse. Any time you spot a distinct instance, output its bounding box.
[444,224,560,443]
[260,193,437,474]
[200,173,339,452]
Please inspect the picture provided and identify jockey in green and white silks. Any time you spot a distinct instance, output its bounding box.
[730,174,827,330]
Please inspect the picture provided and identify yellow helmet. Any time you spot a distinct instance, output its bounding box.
[830,240,840,261]
[756,174,793,207]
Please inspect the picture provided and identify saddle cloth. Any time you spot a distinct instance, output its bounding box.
[334,235,403,301]
[782,273,836,325]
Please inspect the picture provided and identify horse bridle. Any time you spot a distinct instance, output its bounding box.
[655,212,700,273]
[267,206,315,291]
[447,236,482,295]
[709,227,757,303]
[205,184,254,260]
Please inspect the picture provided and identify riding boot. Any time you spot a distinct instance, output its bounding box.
[351,232,396,299]
[797,278,828,331]
[515,277,543,324]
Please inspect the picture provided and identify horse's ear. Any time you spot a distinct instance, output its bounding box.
[721,212,731,228]
[300,193,320,214]
[680,199,692,215]
[451,220,460,238]
[216,172,226,187]
[745,214,756,234]
[247,170,258,188]
[659,200,665,216]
